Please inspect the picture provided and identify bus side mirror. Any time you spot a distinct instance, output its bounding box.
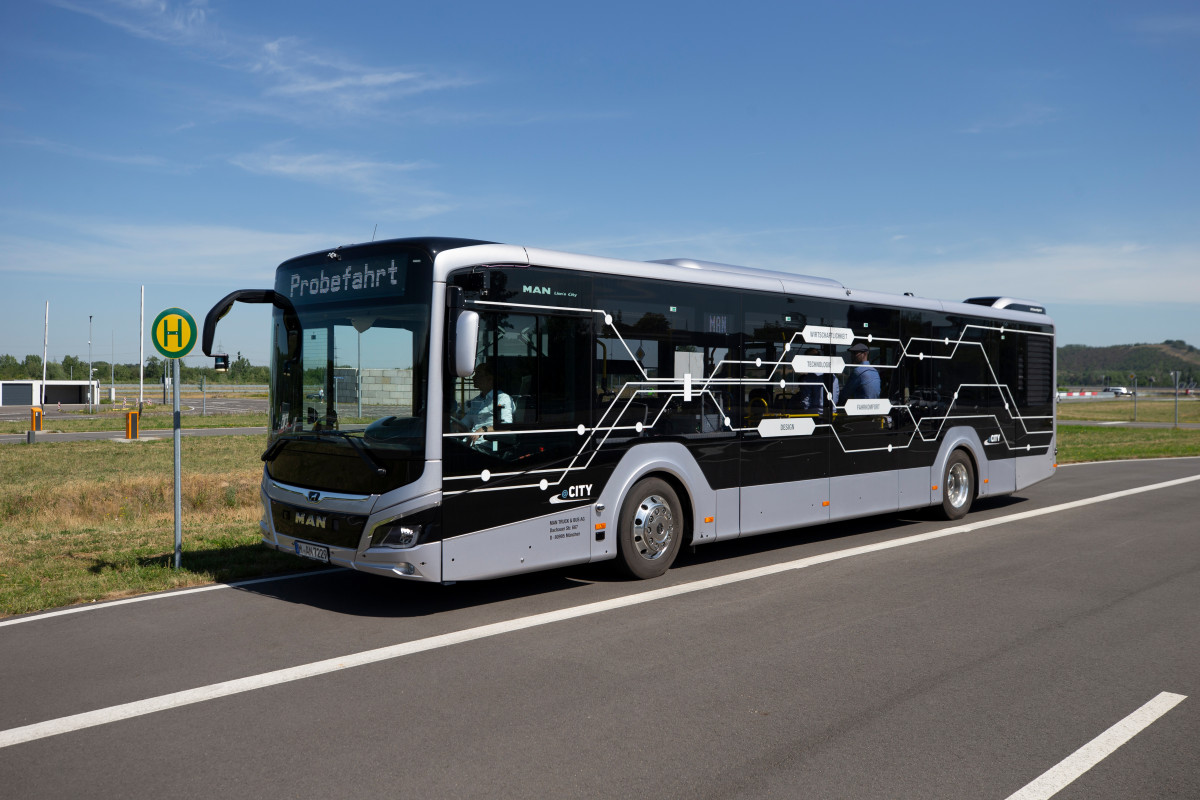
[452,310,479,379]
[213,354,230,372]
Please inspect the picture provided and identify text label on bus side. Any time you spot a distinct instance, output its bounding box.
[801,326,855,346]
[756,418,816,438]
[549,515,586,541]
[843,399,894,416]
[791,355,846,374]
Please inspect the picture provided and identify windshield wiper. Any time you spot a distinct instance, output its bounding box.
[262,431,386,477]
[310,430,387,477]
[262,437,291,463]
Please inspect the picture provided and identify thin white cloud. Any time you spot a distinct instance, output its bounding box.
[381,203,459,221]
[0,215,340,283]
[270,71,424,96]
[960,104,1058,135]
[808,242,1200,307]
[46,0,216,47]
[1132,15,1200,38]
[5,136,187,171]
[229,147,431,198]
[558,230,1200,309]
[48,1,475,118]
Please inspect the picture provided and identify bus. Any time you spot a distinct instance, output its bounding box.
[203,237,1056,583]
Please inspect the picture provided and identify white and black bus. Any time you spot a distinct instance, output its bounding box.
[203,237,1056,582]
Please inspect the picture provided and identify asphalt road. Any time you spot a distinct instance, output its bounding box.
[1,459,1198,799]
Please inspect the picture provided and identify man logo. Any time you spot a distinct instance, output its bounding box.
[523,285,552,295]
[308,491,321,503]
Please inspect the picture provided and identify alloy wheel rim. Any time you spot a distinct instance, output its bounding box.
[632,495,674,560]
[947,462,970,508]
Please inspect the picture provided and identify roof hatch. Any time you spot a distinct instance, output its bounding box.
[963,297,1047,314]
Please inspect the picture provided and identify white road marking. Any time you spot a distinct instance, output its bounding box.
[0,570,341,629]
[1004,692,1187,800]
[1,473,1197,749]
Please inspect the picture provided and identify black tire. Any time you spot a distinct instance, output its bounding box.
[940,450,975,520]
[616,478,684,579]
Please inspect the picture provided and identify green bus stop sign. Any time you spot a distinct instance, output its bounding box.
[152,308,198,359]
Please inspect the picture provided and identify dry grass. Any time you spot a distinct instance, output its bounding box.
[0,437,313,617]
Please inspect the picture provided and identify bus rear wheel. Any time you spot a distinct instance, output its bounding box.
[940,450,974,520]
[617,478,683,579]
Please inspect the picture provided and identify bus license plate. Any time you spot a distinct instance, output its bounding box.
[294,541,330,563]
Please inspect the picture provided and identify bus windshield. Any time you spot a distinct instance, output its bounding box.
[266,248,432,492]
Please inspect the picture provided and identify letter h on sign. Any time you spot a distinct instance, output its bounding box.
[165,316,183,349]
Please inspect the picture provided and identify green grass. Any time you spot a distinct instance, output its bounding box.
[1055,425,1200,463]
[2,422,1198,618]
[1057,397,1200,424]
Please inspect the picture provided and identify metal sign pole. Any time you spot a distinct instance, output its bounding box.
[150,307,196,570]
[173,357,183,569]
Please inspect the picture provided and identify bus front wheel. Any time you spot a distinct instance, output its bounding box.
[617,478,683,579]
[940,450,975,520]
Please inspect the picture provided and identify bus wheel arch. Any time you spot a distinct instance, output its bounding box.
[615,473,691,579]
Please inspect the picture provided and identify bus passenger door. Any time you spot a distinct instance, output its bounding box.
[443,308,595,566]
[828,305,907,518]
[738,298,831,537]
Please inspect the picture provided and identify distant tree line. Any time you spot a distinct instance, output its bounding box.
[0,352,268,384]
[1058,341,1198,388]
[6,341,1195,390]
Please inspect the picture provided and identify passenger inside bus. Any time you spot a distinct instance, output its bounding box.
[842,342,881,400]
[796,347,839,413]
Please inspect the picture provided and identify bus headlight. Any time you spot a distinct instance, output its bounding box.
[368,506,441,550]
[372,523,423,549]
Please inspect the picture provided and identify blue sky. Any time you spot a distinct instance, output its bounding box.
[2,0,1198,368]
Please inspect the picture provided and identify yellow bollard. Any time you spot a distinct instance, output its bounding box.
[125,410,139,439]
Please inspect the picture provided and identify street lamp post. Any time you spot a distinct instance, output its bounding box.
[1172,371,1180,428]
[88,315,94,413]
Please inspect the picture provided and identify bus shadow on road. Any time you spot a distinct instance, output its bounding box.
[225,495,1033,618]
[227,563,607,619]
[671,494,1031,571]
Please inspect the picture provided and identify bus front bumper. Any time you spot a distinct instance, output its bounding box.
[262,522,444,583]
